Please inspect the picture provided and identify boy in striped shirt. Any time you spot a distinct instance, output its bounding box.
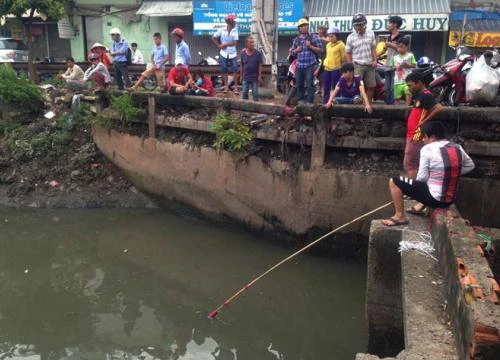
[383,122,474,227]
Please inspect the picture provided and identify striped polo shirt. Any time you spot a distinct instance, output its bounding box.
[346,30,376,66]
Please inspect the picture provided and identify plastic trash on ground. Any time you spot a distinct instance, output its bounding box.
[466,55,500,104]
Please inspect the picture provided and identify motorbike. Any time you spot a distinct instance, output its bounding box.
[197,51,234,91]
[428,46,475,106]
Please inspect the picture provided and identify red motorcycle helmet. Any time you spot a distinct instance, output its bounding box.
[171,28,184,38]
[225,14,237,23]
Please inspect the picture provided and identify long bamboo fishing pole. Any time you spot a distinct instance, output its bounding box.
[208,201,394,319]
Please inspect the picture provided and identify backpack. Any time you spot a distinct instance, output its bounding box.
[126,47,132,65]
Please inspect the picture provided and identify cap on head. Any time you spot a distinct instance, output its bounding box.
[171,27,184,38]
[297,18,309,27]
[225,14,237,22]
[109,27,121,35]
[327,26,340,35]
[175,57,184,66]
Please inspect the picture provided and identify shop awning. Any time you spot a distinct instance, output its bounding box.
[306,0,450,32]
[449,19,500,47]
[305,0,451,17]
[136,1,193,17]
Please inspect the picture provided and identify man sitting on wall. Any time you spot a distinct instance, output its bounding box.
[59,57,84,87]
[383,121,475,227]
[167,58,193,95]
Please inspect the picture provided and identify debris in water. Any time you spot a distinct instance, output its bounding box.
[49,180,60,188]
[44,111,56,119]
[24,269,29,274]
[52,216,60,223]
[123,249,129,253]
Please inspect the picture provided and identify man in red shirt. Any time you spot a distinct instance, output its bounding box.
[167,58,193,94]
[404,72,444,178]
[403,71,444,215]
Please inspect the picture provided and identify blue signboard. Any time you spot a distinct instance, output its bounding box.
[193,0,303,36]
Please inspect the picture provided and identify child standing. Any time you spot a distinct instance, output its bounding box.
[388,37,416,105]
[240,36,263,101]
[325,62,372,113]
[322,27,345,104]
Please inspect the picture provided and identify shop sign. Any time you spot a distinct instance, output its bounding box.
[193,0,303,36]
[449,30,500,48]
[309,14,449,33]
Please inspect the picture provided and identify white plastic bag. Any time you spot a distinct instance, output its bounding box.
[466,55,499,104]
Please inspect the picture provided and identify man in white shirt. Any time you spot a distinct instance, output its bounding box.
[131,43,144,64]
[212,14,239,95]
[383,121,475,227]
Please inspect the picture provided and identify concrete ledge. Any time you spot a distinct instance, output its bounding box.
[400,227,458,359]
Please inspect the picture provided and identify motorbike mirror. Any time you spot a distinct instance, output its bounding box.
[198,51,202,56]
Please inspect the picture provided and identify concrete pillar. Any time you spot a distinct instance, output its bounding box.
[148,94,156,138]
[366,221,405,357]
[311,119,326,169]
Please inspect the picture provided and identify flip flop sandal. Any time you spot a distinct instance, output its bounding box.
[383,217,409,227]
[406,206,427,216]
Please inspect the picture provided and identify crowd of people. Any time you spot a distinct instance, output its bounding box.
[56,13,423,107]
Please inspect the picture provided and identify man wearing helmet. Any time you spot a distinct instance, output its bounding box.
[384,15,405,105]
[109,27,131,90]
[290,18,324,103]
[212,14,240,95]
[171,28,191,66]
[346,14,377,103]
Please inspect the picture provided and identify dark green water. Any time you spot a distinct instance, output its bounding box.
[0,209,367,360]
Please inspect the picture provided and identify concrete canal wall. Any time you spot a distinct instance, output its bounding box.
[92,126,391,238]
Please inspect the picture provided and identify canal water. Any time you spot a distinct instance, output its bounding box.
[0,208,367,360]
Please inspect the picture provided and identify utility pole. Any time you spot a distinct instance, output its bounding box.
[251,0,279,90]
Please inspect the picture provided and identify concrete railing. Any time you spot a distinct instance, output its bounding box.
[95,91,500,171]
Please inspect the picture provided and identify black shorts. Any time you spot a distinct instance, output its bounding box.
[392,176,451,208]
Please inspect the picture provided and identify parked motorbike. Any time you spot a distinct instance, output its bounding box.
[428,46,475,106]
[374,61,387,102]
[197,51,234,91]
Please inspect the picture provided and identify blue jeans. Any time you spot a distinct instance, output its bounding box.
[322,69,342,104]
[335,96,362,104]
[220,57,238,74]
[296,64,315,103]
[384,70,395,105]
[242,79,259,101]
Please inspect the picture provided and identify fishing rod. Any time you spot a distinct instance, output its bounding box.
[208,200,394,319]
